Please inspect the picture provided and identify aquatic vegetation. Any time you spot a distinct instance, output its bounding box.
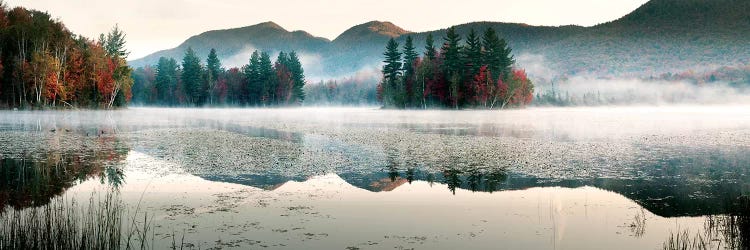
[662,197,750,250]
[0,191,153,250]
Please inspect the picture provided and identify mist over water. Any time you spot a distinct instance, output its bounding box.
[1,106,749,249]
[518,54,750,105]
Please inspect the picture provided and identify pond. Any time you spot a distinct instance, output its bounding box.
[1,107,749,249]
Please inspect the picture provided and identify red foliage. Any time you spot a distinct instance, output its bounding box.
[470,65,493,106]
[43,70,59,102]
[224,68,244,103]
[274,62,293,104]
[496,77,508,103]
[423,56,448,104]
[64,47,85,102]
[215,77,228,104]
[509,69,533,106]
[95,57,117,105]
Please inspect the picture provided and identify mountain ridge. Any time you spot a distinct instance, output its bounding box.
[129,0,750,79]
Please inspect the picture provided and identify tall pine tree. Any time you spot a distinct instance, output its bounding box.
[441,26,462,108]
[481,27,502,80]
[482,27,514,81]
[402,36,418,107]
[155,57,178,105]
[181,47,203,105]
[497,38,514,81]
[258,51,275,105]
[381,38,402,108]
[205,48,222,105]
[424,34,437,60]
[464,29,482,76]
[243,51,261,105]
[288,51,305,104]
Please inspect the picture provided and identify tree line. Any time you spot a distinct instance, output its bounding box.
[379,26,534,109]
[131,48,306,106]
[0,3,132,109]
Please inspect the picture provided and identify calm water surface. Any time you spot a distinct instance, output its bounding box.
[1,107,749,249]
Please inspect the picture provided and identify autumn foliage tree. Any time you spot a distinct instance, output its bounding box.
[0,3,133,109]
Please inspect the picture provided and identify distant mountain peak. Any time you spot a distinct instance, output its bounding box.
[333,20,410,43]
[361,21,410,37]
[255,21,286,31]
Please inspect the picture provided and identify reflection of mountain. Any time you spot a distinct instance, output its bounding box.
[200,164,749,218]
[368,177,408,192]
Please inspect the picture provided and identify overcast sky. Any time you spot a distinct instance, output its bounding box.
[6,0,649,59]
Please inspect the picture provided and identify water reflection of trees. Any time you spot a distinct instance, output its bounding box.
[369,165,509,195]
[0,140,129,211]
[439,168,508,194]
[379,146,509,194]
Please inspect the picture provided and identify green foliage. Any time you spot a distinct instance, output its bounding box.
[464,29,482,75]
[287,51,306,103]
[381,38,402,107]
[206,48,221,82]
[258,51,275,104]
[379,27,532,110]
[155,57,179,105]
[133,48,307,107]
[424,34,437,60]
[101,24,129,59]
[181,47,204,105]
[441,26,463,77]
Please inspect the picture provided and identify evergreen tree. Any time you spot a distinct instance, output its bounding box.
[206,49,221,82]
[101,25,129,59]
[464,29,482,75]
[403,36,418,71]
[481,27,502,80]
[424,34,437,60]
[463,29,483,102]
[274,51,291,104]
[402,36,418,107]
[258,51,275,104]
[155,57,178,105]
[277,51,289,66]
[482,27,514,81]
[381,38,402,108]
[243,51,261,105]
[205,48,222,104]
[100,25,133,108]
[497,38,515,81]
[180,47,203,105]
[441,26,462,108]
[288,51,305,104]
[442,27,463,73]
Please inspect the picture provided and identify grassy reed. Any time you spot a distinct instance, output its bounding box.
[0,190,153,250]
[663,196,749,250]
[661,229,709,250]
